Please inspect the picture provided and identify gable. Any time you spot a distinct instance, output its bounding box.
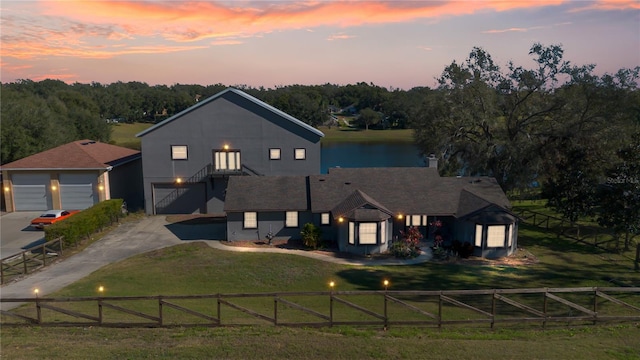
[136,88,324,140]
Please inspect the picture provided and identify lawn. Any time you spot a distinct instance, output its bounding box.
[2,204,639,359]
[109,122,415,150]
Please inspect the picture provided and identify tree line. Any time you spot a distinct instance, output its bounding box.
[1,43,638,246]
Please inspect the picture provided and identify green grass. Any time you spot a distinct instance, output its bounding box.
[109,122,415,150]
[0,203,640,359]
[109,122,153,150]
[318,126,414,143]
[2,206,639,359]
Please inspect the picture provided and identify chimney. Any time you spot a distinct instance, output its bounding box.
[427,154,438,168]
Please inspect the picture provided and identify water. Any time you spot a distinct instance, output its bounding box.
[321,143,425,174]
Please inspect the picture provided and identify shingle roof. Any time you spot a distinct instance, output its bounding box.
[224,175,309,212]
[136,88,324,138]
[331,189,393,220]
[223,167,511,219]
[0,140,140,170]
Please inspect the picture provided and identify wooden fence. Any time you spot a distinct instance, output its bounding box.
[1,237,65,285]
[2,287,639,329]
[514,209,622,248]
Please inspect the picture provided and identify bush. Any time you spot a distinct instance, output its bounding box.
[300,223,322,249]
[44,199,126,247]
[390,226,422,259]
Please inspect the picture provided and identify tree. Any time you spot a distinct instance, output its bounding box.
[356,108,381,130]
[597,133,640,251]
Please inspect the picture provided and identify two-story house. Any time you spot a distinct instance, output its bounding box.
[136,88,324,215]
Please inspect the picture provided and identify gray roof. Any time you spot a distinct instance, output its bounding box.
[224,167,511,218]
[331,189,393,220]
[136,88,324,138]
[224,176,309,212]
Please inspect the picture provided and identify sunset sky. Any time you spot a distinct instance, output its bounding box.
[1,1,638,90]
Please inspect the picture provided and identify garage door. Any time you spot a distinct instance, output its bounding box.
[12,174,52,211]
[153,183,206,214]
[59,173,97,210]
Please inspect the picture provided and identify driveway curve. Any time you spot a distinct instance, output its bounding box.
[1,216,431,311]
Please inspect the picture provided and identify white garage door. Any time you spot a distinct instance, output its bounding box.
[153,183,206,214]
[60,173,97,210]
[12,174,52,211]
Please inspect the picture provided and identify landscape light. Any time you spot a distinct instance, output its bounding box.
[34,288,39,296]
[329,281,335,289]
[98,285,104,293]
[383,279,390,290]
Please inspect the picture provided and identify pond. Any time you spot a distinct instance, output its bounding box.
[321,142,425,174]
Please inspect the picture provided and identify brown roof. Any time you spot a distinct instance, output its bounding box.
[0,140,140,170]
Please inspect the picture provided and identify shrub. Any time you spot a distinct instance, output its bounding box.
[44,199,126,247]
[300,223,322,249]
[391,226,422,259]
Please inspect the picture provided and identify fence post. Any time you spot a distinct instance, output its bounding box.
[158,296,163,327]
[438,292,443,329]
[491,291,496,329]
[543,290,548,329]
[22,253,28,274]
[593,288,598,325]
[635,244,640,271]
[274,297,278,326]
[329,291,334,327]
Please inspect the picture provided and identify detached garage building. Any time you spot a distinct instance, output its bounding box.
[1,140,143,212]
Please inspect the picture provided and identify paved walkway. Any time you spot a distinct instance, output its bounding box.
[1,216,431,310]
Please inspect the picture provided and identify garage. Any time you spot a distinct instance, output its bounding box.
[153,182,206,214]
[11,174,52,211]
[59,173,98,210]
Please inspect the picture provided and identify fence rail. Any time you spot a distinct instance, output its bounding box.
[1,237,64,285]
[2,287,639,329]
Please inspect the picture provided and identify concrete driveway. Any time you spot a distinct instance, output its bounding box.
[0,211,47,258]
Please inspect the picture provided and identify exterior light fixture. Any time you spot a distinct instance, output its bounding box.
[223,144,230,151]
[3,187,9,192]
[51,185,57,191]
[397,214,403,220]
[98,185,104,191]
[175,178,183,184]
[338,217,344,223]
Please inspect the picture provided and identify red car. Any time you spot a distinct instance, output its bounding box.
[30,210,80,229]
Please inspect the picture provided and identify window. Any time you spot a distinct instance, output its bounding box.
[285,211,298,227]
[475,224,483,247]
[487,225,506,247]
[320,212,330,225]
[244,212,257,228]
[269,148,281,160]
[507,224,513,247]
[294,148,306,160]
[359,223,377,244]
[214,150,241,170]
[406,215,427,226]
[348,222,355,244]
[380,220,386,244]
[171,145,188,160]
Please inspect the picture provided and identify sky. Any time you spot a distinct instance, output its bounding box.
[1,1,639,90]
